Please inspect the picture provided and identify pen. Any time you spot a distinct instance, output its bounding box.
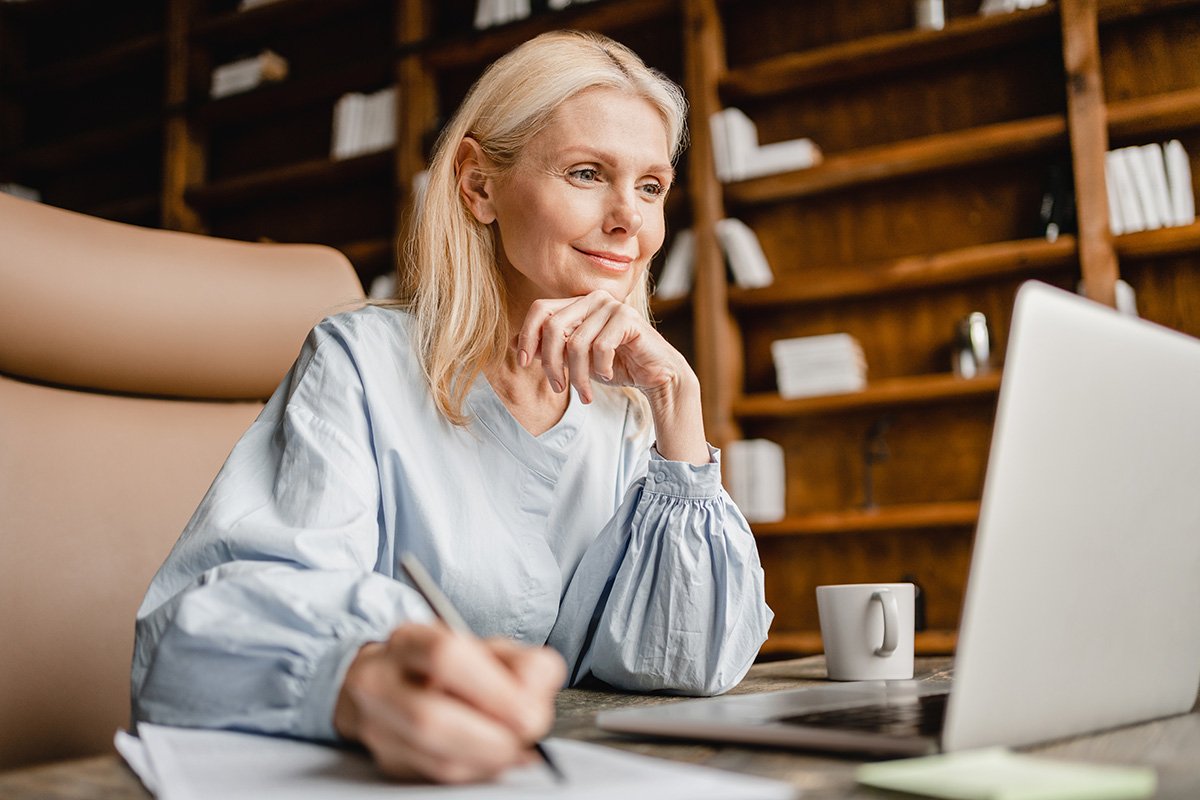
[398,552,566,784]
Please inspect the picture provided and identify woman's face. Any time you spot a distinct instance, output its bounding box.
[486,87,674,307]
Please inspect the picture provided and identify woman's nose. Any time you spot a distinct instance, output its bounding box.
[604,187,643,236]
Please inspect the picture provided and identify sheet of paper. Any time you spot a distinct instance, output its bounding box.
[119,724,796,800]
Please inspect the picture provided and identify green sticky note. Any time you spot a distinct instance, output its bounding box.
[855,747,1156,800]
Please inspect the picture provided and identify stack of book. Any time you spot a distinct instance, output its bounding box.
[331,87,397,161]
[655,218,773,301]
[709,107,822,183]
[474,0,598,27]
[979,0,1048,14]
[210,50,289,99]
[724,439,787,523]
[1105,140,1195,236]
[771,333,868,399]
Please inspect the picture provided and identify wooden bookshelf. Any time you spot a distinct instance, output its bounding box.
[720,5,1058,102]
[735,373,1002,420]
[762,629,958,657]
[185,150,390,209]
[724,115,1067,208]
[753,501,979,538]
[729,238,1077,308]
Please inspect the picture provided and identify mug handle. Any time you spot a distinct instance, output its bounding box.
[871,589,899,657]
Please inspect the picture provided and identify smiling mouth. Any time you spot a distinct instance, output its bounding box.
[576,247,635,273]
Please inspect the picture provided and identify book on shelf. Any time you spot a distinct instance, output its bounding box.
[1106,148,1145,234]
[709,108,821,183]
[210,50,289,99]
[978,0,1048,15]
[238,0,285,9]
[0,182,40,202]
[725,439,787,523]
[655,228,695,301]
[771,333,868,399]
[652,219,772,301]
[1164,139,1196,227]
[474,0,532,30]
[1105,141,1195,235]
[715,217,774,289]
[331,86,397,161]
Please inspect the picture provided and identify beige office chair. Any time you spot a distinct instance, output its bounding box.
[0,194,366,771]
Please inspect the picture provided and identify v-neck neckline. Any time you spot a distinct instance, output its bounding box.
[466,374,585,480]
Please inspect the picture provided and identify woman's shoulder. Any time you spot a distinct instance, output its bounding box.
[305,303,418,358]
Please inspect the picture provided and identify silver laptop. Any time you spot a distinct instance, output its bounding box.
[598,281,1200,756]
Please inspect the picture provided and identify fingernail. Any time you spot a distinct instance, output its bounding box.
[518,349,529,368]
[551,379,563,392]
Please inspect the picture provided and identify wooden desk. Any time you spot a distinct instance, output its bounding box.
[3,656,1199,799]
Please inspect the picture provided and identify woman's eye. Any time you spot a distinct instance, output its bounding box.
[570,168,599,183]
[639,181,665,198]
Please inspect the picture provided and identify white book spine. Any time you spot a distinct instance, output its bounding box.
[331,94,351,159]
[1105,150,1126,236]
[1106,148,1145,233]
[1121,145,1164,230]
[709,111,732,182]
[1164,139,1196,227]
[722,108,759,182]
[655,228,695,300]
[715,218,773,288]
[1139,143,1174,227]
[474,0,495,30]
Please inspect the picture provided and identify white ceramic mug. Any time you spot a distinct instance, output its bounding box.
[816,583,915,681]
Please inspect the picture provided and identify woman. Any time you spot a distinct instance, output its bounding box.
[132,30,772,783]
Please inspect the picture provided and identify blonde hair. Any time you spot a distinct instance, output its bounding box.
[392,30,688,426]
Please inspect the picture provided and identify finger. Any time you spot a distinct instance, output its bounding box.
[587,301,640,388]
[485,640,567,717]
[533,297,591,394]
[355,681,522,783]
[562,299,620,403]
[387,626,549,740]
[516,298,574,372]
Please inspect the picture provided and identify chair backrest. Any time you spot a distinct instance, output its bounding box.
[0,194,366,771]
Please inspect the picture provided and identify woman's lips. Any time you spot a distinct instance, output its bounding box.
[576,247,635,272]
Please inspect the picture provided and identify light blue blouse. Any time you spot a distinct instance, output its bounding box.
[131,305,772,741]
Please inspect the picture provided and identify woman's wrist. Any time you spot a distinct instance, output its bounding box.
[643,370,709,465]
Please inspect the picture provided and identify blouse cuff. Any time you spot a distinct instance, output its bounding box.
[295,626,385,742]
[645,444,723,499]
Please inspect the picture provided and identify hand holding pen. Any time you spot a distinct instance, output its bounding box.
[332,554,567,784]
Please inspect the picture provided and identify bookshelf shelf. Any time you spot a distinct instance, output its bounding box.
[650,295,690,319]
[724,114,1068,208]
[1107,86,1200,141]
[752,501,980,538]
[421,0,677,70]
[762,629,957,657]
[12,32,165,93]
[735,372,1002,420]
[185,150,390,210]
[198,56,394,127]
[194,0,387,46]
[720,5,1057,102]
[1114,220,1200,260]
[6,115,162,171]
[729,238,1076,309]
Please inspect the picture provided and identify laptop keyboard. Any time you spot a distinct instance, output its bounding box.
[777,691,949,737]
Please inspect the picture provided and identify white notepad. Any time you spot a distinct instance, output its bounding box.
[117,725,795,800]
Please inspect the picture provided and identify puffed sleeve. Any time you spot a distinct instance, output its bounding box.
[131,320,431,741]
[547,445,773,696]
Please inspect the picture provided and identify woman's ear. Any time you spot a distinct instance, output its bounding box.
[455,138,496,224]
